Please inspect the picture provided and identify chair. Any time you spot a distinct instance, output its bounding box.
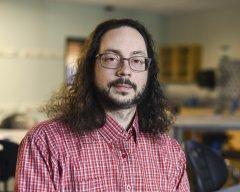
[185,140,228,192]
[0,139,19,192]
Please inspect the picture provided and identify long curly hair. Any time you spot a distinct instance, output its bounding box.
[44,19,174,136]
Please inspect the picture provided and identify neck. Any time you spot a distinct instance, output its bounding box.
[106,106,136,131]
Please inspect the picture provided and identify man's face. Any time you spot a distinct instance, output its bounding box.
[94,26,149,109]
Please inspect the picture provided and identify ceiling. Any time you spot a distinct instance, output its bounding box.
[52,0,240,15]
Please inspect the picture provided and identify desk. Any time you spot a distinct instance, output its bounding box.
[216,184,240,192]
[174,115,240,143]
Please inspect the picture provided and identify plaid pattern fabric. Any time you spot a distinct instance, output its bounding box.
[15,115,189,192]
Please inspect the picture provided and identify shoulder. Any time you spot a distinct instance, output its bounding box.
[156,133,186,163]
[21,119,93,157]
[25,119,68,142]
[158,133,182,151]
[21,119,70,156]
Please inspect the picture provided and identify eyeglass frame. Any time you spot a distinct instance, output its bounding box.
[95,52,151,72]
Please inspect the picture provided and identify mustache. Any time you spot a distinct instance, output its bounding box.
[108,78,137,91]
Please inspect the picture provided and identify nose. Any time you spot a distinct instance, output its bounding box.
[116,59,131,77]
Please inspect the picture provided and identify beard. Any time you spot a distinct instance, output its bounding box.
[94,78,147,110]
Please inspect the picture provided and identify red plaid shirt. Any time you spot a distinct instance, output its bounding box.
[15,114,189,192]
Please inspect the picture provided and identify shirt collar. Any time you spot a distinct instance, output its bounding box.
[98,113,140,144]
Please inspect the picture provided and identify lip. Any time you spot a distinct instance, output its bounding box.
[114,84,132,91]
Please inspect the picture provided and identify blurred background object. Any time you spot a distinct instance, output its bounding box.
[0,113,35,130]
[0,140,19,192]
[215,58,240,114]
[185,140,228,192]
[196,69,216,90]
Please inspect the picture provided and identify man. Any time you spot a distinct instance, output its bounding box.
[15,19,190,191]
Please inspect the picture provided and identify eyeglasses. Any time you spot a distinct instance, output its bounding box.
[96,52,151,72]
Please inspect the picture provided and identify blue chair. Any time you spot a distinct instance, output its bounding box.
[185,140,228,192]
[0,139,19,192]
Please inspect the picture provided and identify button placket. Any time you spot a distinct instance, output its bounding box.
[122,140,129,160]
[122,152,127,159]
[126,184,132,191]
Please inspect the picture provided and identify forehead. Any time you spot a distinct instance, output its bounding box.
[99,26,147,54]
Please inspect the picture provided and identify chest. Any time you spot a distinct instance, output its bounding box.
[58,140,178,192]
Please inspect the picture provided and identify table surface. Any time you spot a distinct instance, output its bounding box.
[175,115,240,130]
[0,129,27,144]
[216,184,240,192]
[173,114,240,143]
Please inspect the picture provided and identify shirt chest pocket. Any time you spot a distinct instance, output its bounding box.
[61,177,107,192]
[60,157,116,192]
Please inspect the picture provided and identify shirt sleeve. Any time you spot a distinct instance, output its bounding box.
[14,133,58,192]
[176,148,190,192]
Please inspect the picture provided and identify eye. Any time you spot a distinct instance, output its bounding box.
[105,57,116,62]
[131,57,145,64]
[102,54,119,63]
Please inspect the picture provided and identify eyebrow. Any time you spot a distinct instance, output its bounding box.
[103,49,121,55]
[102,49,147,56]
[132,51,147,56]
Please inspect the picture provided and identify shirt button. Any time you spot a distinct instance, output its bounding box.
[126,185,131,191]
[122,153,127,159]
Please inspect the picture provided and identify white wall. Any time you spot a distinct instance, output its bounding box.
[166,7,240,69]
[0,0,166,111]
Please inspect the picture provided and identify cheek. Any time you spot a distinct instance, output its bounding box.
[94,66,112,88]
[134,72,148,89]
